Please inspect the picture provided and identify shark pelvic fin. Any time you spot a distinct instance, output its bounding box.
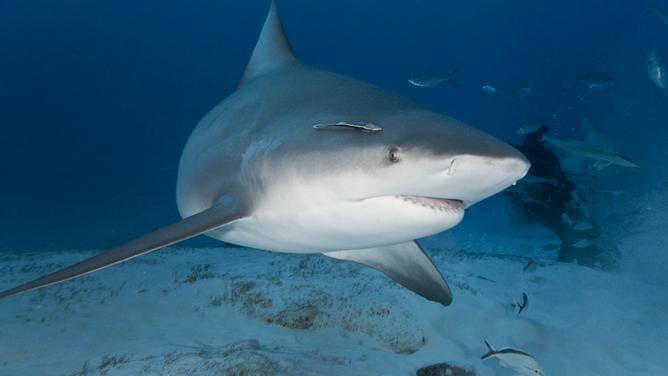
[239,1,296,87]
[0,202,246,299]
[325,241,452,306]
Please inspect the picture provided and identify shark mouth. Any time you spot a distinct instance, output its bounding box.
[396,195,465,213]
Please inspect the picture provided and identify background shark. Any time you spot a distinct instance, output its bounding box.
[0,2,528,306]
[648,51,667,90]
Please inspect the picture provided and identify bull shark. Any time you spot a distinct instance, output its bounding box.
[541,135,639,169]
[0,2,529,306]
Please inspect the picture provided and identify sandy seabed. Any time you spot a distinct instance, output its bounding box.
[0,235,665,375]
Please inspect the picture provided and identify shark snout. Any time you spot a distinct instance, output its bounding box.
[444,150,530,207]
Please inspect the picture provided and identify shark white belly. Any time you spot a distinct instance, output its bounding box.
[213,194,465,253]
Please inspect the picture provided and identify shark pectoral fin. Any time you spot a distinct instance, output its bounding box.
[324,241,452,306]
[0,203,246,299]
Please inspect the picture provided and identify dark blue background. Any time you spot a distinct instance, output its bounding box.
[1,0,665,251]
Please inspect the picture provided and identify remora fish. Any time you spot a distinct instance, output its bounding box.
[542,135,639,168]
[409,69,458,87]
[481,340,546,376]
[576,75,614,90]
[0,2,529,306]
[648,51,667,90]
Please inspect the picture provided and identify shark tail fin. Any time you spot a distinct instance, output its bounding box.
[0,202,245,299]
[481,339,496,360]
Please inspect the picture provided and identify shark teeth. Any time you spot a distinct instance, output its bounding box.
[397,196,464,213]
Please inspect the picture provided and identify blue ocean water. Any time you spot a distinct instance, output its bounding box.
[2,0,664,251]
[1,1,667,374]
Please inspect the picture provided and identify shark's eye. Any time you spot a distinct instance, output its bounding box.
[388,147,400,163]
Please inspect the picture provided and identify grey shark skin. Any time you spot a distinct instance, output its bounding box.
[0,2,529,306]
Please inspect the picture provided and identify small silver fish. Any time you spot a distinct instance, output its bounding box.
[577,75,614,90]
[481,340,546,376]
[648,51,667,90]
[517,292,529,314]
[408,69,457,87]
[482,85,497,94]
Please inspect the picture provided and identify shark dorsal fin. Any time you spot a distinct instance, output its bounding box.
[239,1,296,88]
